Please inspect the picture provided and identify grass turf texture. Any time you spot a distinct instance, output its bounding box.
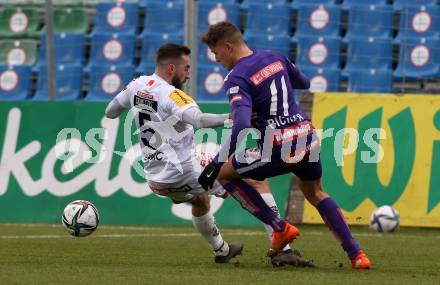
[0,224,438,285]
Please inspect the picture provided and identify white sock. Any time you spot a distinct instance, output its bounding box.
[261,193,291,252]
[192,212,229,256]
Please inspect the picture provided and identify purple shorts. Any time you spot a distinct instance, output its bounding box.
[231,139,322,181]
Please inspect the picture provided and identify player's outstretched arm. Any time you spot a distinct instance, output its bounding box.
[105,99,127,119]
[182,107,230,129]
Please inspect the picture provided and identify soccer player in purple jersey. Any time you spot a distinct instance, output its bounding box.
[198,21,371,269]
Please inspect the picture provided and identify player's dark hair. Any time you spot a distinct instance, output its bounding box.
[156,44,191,64]
[201,21,244,47]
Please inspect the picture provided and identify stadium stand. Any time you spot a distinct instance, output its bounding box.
[37,33,84,67]
[34,64,83,100]
[1,0,439,101]
[245,34,291,58]
[33,0,83,5]
[92,2,139,35]
[197,2,240,34]
[341,0,388,10]
[344,4,394,40]
[245,2,292,35]
[85,65,134,101]
[292,0,337,9]
[53,7,88,34]
[394,4,440,43]
[0,7,40,38]
[296,36,341,69]
[139,0,184,8]
[295,4,341,38]
[393,0,438,11]
[343,37,393,77]
[0,65,32,100]
[87,33,136,70]
[0,0,33,4]
[137,33,184,75]
[241,0,288,10]
[301,67,341,92]
[197,65,227,101]
[394,37,440,79]
[348,69,393,93]
[140,1,184,36]
[0,39,38,66]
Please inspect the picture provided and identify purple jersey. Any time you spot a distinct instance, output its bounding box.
[217,50,311,162]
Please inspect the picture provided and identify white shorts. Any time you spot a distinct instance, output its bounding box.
[148,169,226,203]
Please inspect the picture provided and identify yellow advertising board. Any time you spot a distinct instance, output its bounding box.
[303,93,440,227]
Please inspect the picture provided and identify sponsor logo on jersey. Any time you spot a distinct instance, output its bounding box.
[250,60,284,86]
[230,95,242,104]
[136,90,154,100]
[272,121,314,146]
[134,95,158,112]
[169,89,194,107]
[228,86,239,94]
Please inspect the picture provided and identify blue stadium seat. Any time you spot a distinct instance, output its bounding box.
[341,0,388,10]
[140,1,184,37]
[301,67,340,92]
[197,2,240,34]
[0,65,32,100]
[296,36,341,69]
[37,33,84,67]
[197,65,228,102]
[292,0,337,9]
[92,2,139,35]
[393,0,438,11]
[140,0,183,7]
[246,3,292,35]
[295,4,341,37]
[137,33,184,75]
[394,5,440,42]
[241,0,287,10]
[348,69,393,93]
[344,5,393,40]
[394,37,440,78]
[34,64,83,100]
[343,37,393,77]
[244,34,291,58]
[86,65,135,101]
[87,33,136,70]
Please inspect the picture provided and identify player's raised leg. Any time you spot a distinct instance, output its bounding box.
[298,178,371,269]
[247,179,292,252]
[190,194,243,263]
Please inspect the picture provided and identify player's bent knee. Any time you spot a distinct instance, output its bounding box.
[298,178,326,206]
[217,159,242,185]
[191,195,210,215]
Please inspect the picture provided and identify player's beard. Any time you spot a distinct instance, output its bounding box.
[171,75,183,89]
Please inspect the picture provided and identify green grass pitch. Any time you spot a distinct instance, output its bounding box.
[0,223,439,285]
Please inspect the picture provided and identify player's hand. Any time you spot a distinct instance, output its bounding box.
[198,162,221,191]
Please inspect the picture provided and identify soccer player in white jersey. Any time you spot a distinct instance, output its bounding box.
[104,43,313,266]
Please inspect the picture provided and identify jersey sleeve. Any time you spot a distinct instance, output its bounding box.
[114,80,134,108]
[166,89,198,120]
[214,75,253,164]
[285,58,310,90]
